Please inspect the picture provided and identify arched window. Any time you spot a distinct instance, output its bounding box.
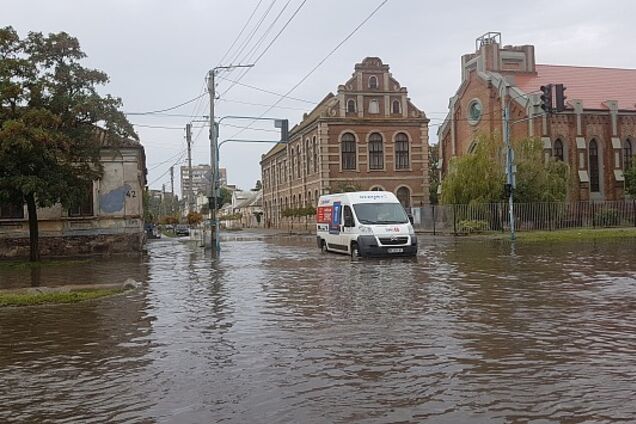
[554,139,564,161]
[370,186,384,191]
[392,99,401,114]
[625,139,633,170]
[397,186,411,208]
[307,191,311,206]
[368,75,378,89]
[296,146,301,178]
[589,139,600,193]
[305,139,311,175]
[347,99,356,113]
[313,136,318,173]
[369,132,384,169]
[395,132,409,169]
[369,99,379,114]
[341,132,356,170]
[314,189,319,205]
[292,194,296,207]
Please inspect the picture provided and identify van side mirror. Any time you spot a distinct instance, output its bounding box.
[344,215,355,227]
[408,214,414,224]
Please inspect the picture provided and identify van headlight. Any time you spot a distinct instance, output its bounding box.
[358,225,373,234]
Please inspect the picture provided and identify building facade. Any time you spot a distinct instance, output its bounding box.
[261,57,430,228]
[0,133,147,258]
[438,32,636,201]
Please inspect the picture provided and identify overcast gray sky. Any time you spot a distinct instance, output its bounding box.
[5,0,636,194]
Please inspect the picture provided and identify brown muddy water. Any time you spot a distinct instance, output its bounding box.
[1,234,635,423]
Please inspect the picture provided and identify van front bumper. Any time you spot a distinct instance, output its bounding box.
[356,235,417,257]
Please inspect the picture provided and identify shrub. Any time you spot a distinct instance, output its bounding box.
[458,219,489,234]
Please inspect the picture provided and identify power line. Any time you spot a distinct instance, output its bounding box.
[148,151,187,187]
[219,98,308,111]
[147,148,188,171]
[221,0,308,97]
[124,93,207,115]
[215,0,265,68]
[228,0,390,138]
[216,74,316,104]
[228,0,278,68]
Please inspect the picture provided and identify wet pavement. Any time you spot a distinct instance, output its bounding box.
[1,233,636,423]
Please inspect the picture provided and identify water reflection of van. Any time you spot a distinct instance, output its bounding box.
[316,191,417,258]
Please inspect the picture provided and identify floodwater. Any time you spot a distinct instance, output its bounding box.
[1,233,635,423]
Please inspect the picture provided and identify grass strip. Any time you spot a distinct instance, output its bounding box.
[0,288,124,307]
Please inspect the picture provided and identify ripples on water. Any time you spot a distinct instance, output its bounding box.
[1,235,635,423]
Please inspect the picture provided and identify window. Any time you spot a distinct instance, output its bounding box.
[0,201,24,219]
[370,186,384,191]
[314,190,319,205]
[554,139,564,161]
[296,146,301,178]
[347,99,356,113]
[369,99,379,114]
[625,139,633,170]
[368,75,378,89]
[341,132,356,170]
[69,183,94,217]
[396,187,411,208]
[392,100,401,114]
[468,99,482,124]
[589,139,600,193]
[305,139,311,175]
[313,137,318,173]
[395,132,409,169]
[369,132,384,169]
[343,205,354,225]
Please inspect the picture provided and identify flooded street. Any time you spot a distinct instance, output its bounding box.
[1,233,636,423]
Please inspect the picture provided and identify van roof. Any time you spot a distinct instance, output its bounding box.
[318,191,399,205]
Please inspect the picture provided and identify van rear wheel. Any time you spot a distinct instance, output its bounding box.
[320,239,327,253]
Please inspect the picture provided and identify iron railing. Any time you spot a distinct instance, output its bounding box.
[410,200,636,234]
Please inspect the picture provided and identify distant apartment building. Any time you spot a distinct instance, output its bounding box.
[180,164,211,204]
[260,57,430,227]
[438,32,636,201]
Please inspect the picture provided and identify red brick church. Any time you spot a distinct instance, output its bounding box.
[438,32,636,201]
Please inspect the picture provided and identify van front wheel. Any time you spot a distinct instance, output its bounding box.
[350,242,360,259]
[320,239,328,253]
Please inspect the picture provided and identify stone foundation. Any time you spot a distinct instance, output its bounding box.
[0,233,145,259]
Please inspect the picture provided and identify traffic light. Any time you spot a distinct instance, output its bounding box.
[275,119,289,143]
[540,84,553,113]
[555,83,567,112]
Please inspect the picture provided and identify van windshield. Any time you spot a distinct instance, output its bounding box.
[353,203,409,225]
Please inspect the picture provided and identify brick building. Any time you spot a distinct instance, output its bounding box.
[260,57,430,227]
[438,32,636,201]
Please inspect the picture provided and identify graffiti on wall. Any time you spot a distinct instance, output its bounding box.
[100,184,135,213]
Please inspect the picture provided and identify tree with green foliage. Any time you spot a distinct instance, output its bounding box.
[625,163,636,197]
[441,135,504,204]
[441,135,569,204]
[0,27,136,261]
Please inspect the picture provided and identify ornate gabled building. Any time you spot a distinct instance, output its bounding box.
[261,57,430,228]
[438,32,636,201]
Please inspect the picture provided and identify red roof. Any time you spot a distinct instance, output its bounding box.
[513,64,636,111]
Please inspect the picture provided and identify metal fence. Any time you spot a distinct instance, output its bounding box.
[410,200,636,234]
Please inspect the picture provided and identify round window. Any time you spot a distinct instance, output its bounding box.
[468,100,482,124]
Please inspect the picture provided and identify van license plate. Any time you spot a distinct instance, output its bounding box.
[388,248,403,253]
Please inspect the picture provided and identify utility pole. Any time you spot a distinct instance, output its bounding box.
[207,69,217,255]
[170,166,174,215]
[161,183,166,219]
[206,64,254,255]
[503,85,516,241]
[186,123,194,214]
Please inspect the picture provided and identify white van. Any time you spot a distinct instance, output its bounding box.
[316,191,417,258]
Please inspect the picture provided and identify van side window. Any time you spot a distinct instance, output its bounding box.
[343,205,354,226]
